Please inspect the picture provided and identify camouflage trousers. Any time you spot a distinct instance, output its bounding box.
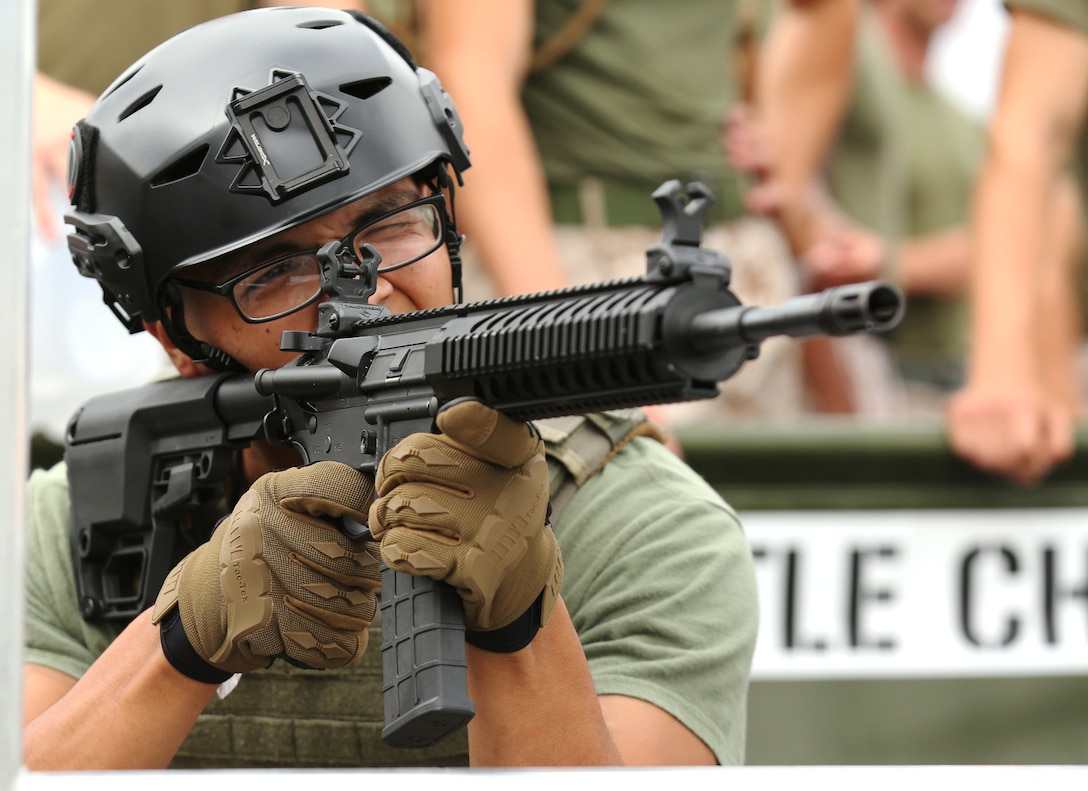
[460,216,807,422]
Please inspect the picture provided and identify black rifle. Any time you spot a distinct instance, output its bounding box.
[66,181,904,749]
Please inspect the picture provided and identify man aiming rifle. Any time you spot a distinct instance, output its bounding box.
[23,7,897,770]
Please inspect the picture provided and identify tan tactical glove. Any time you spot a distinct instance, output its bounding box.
[151,461,380,681]
[369,399,562,652]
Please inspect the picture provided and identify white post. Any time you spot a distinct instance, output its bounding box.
[0,0,32,785]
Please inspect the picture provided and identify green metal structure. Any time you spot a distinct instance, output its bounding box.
[679,418,1088,765]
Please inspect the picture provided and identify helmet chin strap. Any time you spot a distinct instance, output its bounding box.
[192,341,244,372]
[448,229,465,304]
[430,166,464,303]
[160,284,245,372]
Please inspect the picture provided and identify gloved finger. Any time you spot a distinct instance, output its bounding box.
[374,433,514,499]
[374,433,472,498]
[373,457,548,573]
[265,461,375,524]
[376,524,457,580]
[434,399,543,468]
[279,597,370,668]
[285,592,376,631]
[371,446,548,536]
[369,480,465,536]
[291,542,382,591]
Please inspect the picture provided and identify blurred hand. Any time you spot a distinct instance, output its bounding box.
[370,399,562,637]
[723,103,774,178]
[724,102,843,260]
[152,462,380,676]
[946,381,1075,487]
[33,74,95,241]
[801,223,886,289]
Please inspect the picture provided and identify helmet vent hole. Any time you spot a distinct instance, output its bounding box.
[297,19,344,31]
[118,85,163,123]
[340,77,392,102]
[150,145,210,188]
[101,66,143,101]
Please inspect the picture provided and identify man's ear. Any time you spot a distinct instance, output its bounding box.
[143,321,205,378]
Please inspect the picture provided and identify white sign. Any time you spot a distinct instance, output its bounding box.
[744,509,1088,679]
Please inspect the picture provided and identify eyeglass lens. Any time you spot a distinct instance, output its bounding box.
[352,201,442,274]
[232,200,443,321]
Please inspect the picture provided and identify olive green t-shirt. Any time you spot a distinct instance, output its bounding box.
[521,0,746,222]
[38,0,250,95]
[25,437,758,767]
[826,8,984,388]
[890,83,984,382]
[824,9,907,243]
[1004,0,1088,34]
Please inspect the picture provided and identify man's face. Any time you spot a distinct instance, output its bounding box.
[172,179,455,372]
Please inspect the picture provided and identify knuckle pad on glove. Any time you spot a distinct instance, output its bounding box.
[290,548,380,604]
[278,597,369,668]
[378,525,458,578]
[287,531,382,580]
[373,435,474,496]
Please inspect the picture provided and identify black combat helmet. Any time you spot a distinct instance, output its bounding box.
[65,7,471,367]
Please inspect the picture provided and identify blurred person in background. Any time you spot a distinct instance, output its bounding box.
[732,0,1082,423]
[810,0,983,417]
[948,0,1088,486]
[373,0,859,426]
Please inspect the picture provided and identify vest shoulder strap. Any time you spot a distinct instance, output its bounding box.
[537,409,665,518]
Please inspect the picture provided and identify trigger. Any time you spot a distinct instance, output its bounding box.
[340,517,372,540]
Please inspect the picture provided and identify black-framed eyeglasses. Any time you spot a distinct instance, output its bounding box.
[171,194,447,323]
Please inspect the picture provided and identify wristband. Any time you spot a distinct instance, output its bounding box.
[465,590,545,653]
[158,606,234,685]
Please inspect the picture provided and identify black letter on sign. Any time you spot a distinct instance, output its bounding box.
[1042,545,1088,645]
[785,549,828,650]
[848,546,897,649]
[960,545,1019,648]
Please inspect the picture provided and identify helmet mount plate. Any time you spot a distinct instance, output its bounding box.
[218,71,359,202]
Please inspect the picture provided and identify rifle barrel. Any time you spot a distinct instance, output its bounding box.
[687,281,904,349]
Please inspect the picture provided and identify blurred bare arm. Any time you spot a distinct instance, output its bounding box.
[948,9,1088,485]
[755,0,859,255]
[420,0,570,297]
